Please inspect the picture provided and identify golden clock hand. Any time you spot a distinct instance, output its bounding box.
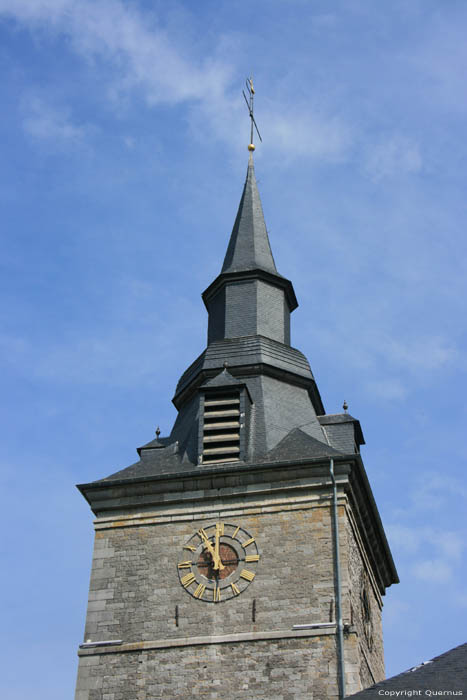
[200,530,224,570]
[214,523,221,571]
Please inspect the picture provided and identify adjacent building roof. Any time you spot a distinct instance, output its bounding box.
[349,643,467,697]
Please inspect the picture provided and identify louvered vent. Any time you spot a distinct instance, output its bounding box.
[201,392,241,464]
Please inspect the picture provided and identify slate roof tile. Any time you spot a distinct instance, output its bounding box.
[222,155,278,275]
[257,427,344,463]
[349,642,467,697]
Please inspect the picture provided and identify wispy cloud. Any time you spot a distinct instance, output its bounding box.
[0,0,231,105]
[409,473,467,513]
[315,321,458,402]
[21,96,91,148]
[387,523,464,584]
[407,12,467,116]
[0,0,353,163]
[365,377,408,401]
[412,558,452,584]
[372,333,458,374]
[266,108,352,162]
[363,135,422,181]
[0,278,204,389]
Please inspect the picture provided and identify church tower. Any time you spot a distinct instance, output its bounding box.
[75,151,398,699]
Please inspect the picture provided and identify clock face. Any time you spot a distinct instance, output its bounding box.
[177,522,260,603]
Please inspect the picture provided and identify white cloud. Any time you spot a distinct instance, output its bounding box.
[407,12,467,116]
[365,377,407,401]
[377,333,457,373]
[412,559,452,584]
[386,524,422,554]
[0,0,352,164]
[265,109,352,162]
[0,278,204,389]
[21,96,90,147]
[0,0,231,105]
[316,321,458,403]
[387,523,464,585]
[383,598,414,632]
[364,135,422,181]
[411,473,467,512]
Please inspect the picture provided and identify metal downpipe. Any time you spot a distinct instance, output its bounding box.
[330,458,346,698]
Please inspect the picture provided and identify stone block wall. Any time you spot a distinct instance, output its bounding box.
[344,506,385,686]
[81,507,338,645]
[77,635,341,700]
[75,481,387,699]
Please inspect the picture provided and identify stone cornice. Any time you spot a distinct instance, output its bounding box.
[77,625,337,657]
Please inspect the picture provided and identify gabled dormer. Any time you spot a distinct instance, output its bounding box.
[197,367,252,465]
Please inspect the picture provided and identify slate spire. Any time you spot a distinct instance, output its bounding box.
[202,155,298,347]
[221,154,277,275]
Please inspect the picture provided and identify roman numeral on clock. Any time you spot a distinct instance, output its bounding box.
[181,572,196,588]
[194,584,206,599]
[240,569,255,582]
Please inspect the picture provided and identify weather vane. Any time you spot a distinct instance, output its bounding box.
[243,76,262,152]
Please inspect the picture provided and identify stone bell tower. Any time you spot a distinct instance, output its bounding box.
[74,153,398,700]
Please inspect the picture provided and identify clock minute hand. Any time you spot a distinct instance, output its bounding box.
[215,523,222,571]
[200,530,224,570]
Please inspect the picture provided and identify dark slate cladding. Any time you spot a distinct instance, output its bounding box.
[201,367,245,389]
[99,445,192,482]
[206,278,291,345]
[206,285,225,344]
[174,335,318,401]
[349,643,467,697]
[221,154,277,275]
[203,157,297,348]
[318,413,365,454]
[257,428,344,463]
[89,156,369,483]
[99,429,342,483]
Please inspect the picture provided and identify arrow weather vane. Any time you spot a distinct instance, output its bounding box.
[243,76,262,152]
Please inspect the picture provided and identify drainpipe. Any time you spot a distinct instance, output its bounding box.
[330,458,346,699]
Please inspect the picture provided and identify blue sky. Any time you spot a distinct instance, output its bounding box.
[1,1,466,697]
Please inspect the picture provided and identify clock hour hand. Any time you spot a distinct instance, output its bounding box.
[199,530,224,570]
[215,523,221,571]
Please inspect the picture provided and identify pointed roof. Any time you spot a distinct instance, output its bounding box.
[222,155,277,275]
[258,428,344,464]
[201,367,245,389]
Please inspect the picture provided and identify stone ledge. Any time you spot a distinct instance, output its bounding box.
[77,625,337,656]
[93,495,348,530]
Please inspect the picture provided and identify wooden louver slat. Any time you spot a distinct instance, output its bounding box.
[201,392,241,464]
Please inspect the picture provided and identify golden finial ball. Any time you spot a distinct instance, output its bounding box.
[248,143,255,151]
